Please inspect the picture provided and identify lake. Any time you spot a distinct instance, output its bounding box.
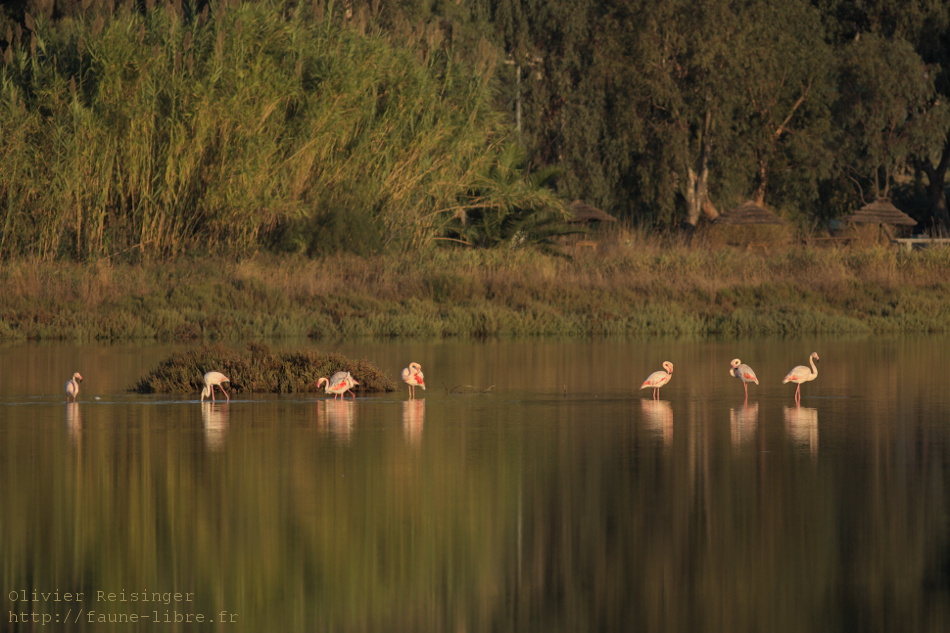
[2,337,949,633]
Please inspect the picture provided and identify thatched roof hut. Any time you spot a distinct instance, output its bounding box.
[568,200,618,224]
[712,200,787,225]
[841,198,917,226]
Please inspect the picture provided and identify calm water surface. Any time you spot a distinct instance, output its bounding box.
[2,337,949,632]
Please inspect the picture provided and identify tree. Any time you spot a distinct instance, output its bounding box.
[817,0,950,228]
[833,34,948,207]
[440,141,578,251]
[624,0,835,226]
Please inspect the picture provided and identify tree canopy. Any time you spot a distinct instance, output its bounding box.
[2,0,950,260]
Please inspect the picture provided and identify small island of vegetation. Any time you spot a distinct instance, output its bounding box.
[131,343,397,395]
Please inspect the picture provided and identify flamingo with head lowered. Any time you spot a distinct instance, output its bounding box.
[401,362,426,399]
[318,371,359,400]
[65,372,83,402]
[201,371,231,403]
[783,352,820,404]
[729,359,759,403]
[640,361,673,400]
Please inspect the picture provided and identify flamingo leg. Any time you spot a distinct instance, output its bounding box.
[222,385,230,402]
[743,382,749,403]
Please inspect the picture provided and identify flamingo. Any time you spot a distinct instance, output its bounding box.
[783,352,820,404]
[729,359,759,403]
[201,371,231,403]
[65,372,83,402]
[318,371,359,400]
[400,362,426,399]
[343,372,359,398]
[640,361,673,400]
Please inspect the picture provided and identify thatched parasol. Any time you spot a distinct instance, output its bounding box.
[841,198,917,226]
[568,199,618,224]
[712,200,786,225]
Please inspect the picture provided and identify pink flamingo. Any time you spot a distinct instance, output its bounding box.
[640,361,673,400]
[729,359,759,403]
[201,371,231,403]
[318,371,359,400]
[783,352,820,404]
[65,372,83,402]
[400,362,426,399]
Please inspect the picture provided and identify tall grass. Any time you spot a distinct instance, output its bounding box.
[0,1,507,260]
[2,237,950,341]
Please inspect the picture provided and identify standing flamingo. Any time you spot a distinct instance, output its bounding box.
[640,361,674,400]
[783,352,820,404]
[65,372,83,402]
[318,371,359,400]
[343,372,360,398]
[401,362,426,399]
[201,371,231,403]
[729,359,759,403]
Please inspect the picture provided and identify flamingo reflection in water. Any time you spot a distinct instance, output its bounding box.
[402,399,426,446]
[201,402,230,451]
[640,399,673,446]
[784,406,819,455]
[66,402,82,445]
[318,399,356,441]
[730,402,759,447]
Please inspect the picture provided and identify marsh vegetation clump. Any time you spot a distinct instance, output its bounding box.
[130,343,397,395]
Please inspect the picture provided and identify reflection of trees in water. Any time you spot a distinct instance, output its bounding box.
[784,406,818,455]
[201,402,229,451]
[5,338,950,632]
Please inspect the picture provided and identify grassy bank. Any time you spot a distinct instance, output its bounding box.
[1,233,949,341]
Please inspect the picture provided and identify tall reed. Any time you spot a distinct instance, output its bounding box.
[0,1,508,261]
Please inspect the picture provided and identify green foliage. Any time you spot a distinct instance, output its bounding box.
[0,1,511,260]
[834,33,950,198]
[5,0,950,248]
[441,141,580,251]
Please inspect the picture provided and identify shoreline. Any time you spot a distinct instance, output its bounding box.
[1,242,948,342]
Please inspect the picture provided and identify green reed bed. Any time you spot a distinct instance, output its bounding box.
[0,2,509,262]
[2,242,950,342]
[130,343,396,395]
